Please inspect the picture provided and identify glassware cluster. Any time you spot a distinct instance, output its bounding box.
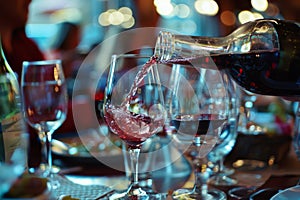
[100,18,300,199]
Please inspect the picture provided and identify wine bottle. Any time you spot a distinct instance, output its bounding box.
[0,37,26,164]
[154,19,300,97]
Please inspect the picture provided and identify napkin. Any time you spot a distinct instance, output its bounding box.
[53,175,113,199]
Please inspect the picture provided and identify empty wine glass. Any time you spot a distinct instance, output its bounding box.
[166,64,231,200]
[207,81,240,186]
[103,54,165,199]
[21,60,68,178]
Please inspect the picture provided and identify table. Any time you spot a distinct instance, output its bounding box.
[52,142,300,199]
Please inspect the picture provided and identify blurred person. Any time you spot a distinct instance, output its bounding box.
[46,21,82,80]
[0,0,45,169]
[0,0,45,82]
[45,21,84,134]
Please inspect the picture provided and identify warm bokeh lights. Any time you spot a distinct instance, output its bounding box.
[194,0,219,16]
[238,10,263,24]
[98,7,135,28]
[220,10,236,26]
[251,0,269,12]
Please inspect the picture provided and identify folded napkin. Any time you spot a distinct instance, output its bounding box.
[52,174,113,199]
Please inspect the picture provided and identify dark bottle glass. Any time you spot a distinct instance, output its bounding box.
[0,37,26,164]
[154,19,300,97]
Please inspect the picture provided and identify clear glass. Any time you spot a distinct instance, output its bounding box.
[103,54,165,200]
[166,63,234,199]
[154,19,300,97]
[207,81,240,186]
[21,60,68,178]
[155,18,300,199]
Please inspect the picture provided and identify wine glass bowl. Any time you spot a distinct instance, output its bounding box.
[166,64,233,199]
[207,83,240,187]
[103,54,165,199]
[21,60,68,177]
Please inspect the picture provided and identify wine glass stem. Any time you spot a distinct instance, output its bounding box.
[129,148,141,186]
[193,158,209,196]
[218,158,224,173]
[40,131,52,176]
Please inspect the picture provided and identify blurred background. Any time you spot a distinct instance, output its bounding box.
[27,0,300,55]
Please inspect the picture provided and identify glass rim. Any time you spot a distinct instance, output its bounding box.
[112,53,152,59]
[22,59,62,66]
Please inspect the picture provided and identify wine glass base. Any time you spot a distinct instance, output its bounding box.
[126,186,164,200]
[28,164,60,177]
[228,186,257,199]
[222,167,235,176]
[209,175,238,186]
[173,188,226,200]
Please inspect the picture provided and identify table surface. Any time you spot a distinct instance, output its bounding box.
[51,142,300,199]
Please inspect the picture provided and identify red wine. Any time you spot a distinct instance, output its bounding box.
[22,82,67,132]
[104,58,164,147]
[162,50,300,96]
[105,105,164,147]
[171,114,227,137]
[160,20,300,97]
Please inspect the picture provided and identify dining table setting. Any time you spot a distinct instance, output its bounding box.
[2,53,300,200]
[48,130,300,200]
[2,18,300,199]
[47,132,300,200]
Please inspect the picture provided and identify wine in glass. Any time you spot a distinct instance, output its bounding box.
[21,60,68,178]
[103,54,165,199]
[166,64,231,199]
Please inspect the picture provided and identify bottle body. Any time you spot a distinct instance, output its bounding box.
[0,39,26,165]
[154,19,300,97]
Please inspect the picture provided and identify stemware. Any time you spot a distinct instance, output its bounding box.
[166,63,232,199]
[103,54,165,199]
[21,60,68,178]
[207,81,240,186]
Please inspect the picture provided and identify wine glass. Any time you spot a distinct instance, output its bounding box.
[103,54,165,199]
[166,63,231,200]
[207,81,240,186]
[21,60,68,178]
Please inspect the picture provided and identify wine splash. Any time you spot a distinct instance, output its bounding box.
[121,56,158,107]
[104,56,164,146]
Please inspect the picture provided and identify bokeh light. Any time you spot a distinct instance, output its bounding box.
[238,10,264,24]
[251,0,269,12]
[194,0,219,16]
[265,3,280,17]
[98,7,135,28]
[220,10,236,26]
[175,4,191,18]
[155,0,174,16]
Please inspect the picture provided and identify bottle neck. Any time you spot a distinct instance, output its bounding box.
[154,31,228,62]
[0,37,13,76]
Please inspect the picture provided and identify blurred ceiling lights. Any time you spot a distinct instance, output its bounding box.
[154,0,217,17]
[194,0,219,16]
[251,0,268,12]
[96,0,280,28]
[152,0,270,26]
[98,7,135,28]
[154,0,174,16]
[220,10,236,26]
[238,10,264,24]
